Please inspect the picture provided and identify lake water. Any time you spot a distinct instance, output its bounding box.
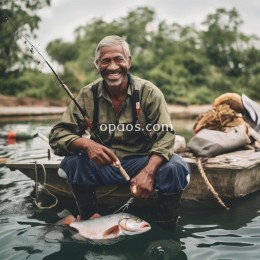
[0,119,260,260]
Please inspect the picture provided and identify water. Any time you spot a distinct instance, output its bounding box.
[0,120,260,260]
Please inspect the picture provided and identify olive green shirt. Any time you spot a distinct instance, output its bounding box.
[49,75,175,160]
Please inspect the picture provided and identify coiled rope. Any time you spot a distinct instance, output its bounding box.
[33,161,58,209]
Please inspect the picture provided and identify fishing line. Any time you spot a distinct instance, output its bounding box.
[112,197,134,214]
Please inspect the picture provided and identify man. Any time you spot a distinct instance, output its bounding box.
[49,35,190,230]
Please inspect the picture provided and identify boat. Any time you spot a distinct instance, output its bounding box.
[4,93,260,208]
[6,148,260,209]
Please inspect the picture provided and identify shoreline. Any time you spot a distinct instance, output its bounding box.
[0,106,66,117]
[0,104,211,119]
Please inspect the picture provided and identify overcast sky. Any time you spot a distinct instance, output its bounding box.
[36,0,260,53]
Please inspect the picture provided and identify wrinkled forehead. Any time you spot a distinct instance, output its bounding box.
[99,45,126,59]
[97,44,130,62]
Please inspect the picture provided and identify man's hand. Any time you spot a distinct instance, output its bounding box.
[130,167,154,199]
[130,153,166,199]
[70,138,118,166]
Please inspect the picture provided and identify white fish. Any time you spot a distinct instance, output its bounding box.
[57,210,151,245]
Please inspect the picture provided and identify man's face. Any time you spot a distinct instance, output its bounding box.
[97,45,131,87]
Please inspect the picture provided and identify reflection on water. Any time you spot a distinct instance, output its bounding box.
[0,120,260,259]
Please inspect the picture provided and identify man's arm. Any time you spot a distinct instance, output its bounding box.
[129,82,175,198]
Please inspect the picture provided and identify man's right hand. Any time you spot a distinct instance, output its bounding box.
[69,137,118,166]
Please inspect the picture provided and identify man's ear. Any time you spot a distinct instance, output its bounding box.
[128,56,132,69]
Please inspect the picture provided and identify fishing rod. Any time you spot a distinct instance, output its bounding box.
[2,15,132,184]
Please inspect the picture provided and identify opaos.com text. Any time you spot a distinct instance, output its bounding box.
[99,123,174,133]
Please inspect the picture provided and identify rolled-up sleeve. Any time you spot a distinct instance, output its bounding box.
[49,90,87,156]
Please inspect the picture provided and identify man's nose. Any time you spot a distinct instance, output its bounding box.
[108,60,119,70]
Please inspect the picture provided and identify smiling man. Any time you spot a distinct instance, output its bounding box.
[49,35,190,230]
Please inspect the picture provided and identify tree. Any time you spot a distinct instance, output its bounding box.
[0,0,51,94]
[45,7,260,104]
[201,8,257,76]
[201,8,260,99]
[2,5,259,104]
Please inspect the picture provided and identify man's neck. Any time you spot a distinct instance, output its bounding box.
[104,77,129,100]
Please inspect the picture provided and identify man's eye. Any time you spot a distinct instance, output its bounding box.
[100,59,109,65]
[115,57,124,62]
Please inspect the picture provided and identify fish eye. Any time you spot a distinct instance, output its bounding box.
[135,218,142,223]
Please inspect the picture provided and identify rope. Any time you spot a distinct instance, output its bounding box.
[33,162,122,207]
[196,157,230,210]
[193,104,247,133]
[33,161,59,209]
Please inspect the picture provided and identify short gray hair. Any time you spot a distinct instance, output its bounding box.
[94,35,131,68]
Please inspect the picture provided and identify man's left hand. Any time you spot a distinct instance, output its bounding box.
[130,153,166,199]
[130,167,155,199]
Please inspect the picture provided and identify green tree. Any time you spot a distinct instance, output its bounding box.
[201,8,260,99]
[2,5,259,104]
[0,0,51,94]
[46,7,260,104]
[201,8,258,76]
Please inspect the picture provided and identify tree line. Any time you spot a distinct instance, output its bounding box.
[1,2,260,105]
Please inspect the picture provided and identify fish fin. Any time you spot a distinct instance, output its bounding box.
[57,209,73,218]
[103,225,120,238]
[56,215,75,226]
[56,210,76,226]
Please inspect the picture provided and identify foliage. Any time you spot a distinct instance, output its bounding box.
[1,5,260,105]
[45,6,260,104]
[0,0,51,95]
[16,70,64,100]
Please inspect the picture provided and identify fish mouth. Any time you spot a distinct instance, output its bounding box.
[141,223,151,231]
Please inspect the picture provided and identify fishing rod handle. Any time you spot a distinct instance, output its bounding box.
[113,161,130,181]
[113,161,137,194]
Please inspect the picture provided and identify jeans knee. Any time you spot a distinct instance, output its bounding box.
[155,154,190,193]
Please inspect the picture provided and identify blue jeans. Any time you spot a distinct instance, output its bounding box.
[59,153,190,194]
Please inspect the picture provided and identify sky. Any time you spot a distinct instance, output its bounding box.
[36,0,260,54]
